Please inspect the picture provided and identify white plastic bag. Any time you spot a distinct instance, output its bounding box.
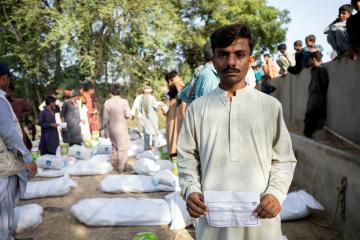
[99,175,175,193]
[152,170,177,188]
[157,133,167,147]
[96,138,112,154]
[13,204,43,233]
[22,177,76,199]
[165,192,192,230]
[137,150,160,161]
[133,158,173,175]
[36,168,67,178]
[68,145,94,160]
[128,149,137,157]
[71,198,171,226]
[36,154,68,170]
[69,161,112,176]
[280,190,324,221]
[89,154,111,162]
[130,139,144,153]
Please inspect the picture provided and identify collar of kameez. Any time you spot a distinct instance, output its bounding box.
[215,85,250,98]
[0,89,6,98]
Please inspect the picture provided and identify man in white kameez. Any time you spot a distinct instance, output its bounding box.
[177,24,297,240]
[0,63,37,240]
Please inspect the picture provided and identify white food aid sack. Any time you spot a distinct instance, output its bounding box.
[96,138,112,154]
[71,198,171,226]
[36,154,68,170]
[165,192,192,230]
[22,177,76,199]
[13,204,43,233]
[280,190,324,221]
[152,170,178,189]
[68,145,94,160]
[130,139,144,153]
[136,150,160,161]
[133,158,173,175]
[89,154,111,163]
[99,175,175,193]
[36,168,67,178]
[68,160,112,176]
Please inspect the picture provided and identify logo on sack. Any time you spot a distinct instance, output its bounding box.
[45,160,51,168]
[76,151,81,157]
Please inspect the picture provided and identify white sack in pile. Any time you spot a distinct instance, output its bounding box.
[71,198,171,226]
[133,158,173,175]
[36,168,67,178]
[89,154,111,163]
[99,175,175,193]
[68,160,112,176]
[128,149,137,157]
[130,140,144,153]
[13,204,43,233]
[152,170,178,189]
[68,145,95,160]
[96,138,112,154]
[36,154,68,170]
[136,150,160,161]
[280,190,324,221]
[22,177,76,199]
[165,192,192,230]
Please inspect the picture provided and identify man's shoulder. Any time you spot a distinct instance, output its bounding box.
[190,89,218,107]
[251,88,282,109]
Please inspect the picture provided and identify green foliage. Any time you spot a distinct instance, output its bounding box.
[0,0,290,108]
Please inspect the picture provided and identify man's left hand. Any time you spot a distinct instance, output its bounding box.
[254,194,281,219]
[26,161,37,179]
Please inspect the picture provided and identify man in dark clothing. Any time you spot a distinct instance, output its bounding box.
[38,96,59,155]
[288,40,304,74]
[303,51,329,138]
[61,90,83,145]
[347,0,360,60]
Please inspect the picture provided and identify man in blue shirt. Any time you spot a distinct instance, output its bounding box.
[179,41,220,104]
[0,63,37,240]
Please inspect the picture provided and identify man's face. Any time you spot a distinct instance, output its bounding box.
[0,74,10,91]
[306,40,315,48]
[294,43,302,52]
[352,1,360,11]
[213,38,251,87]
[339,11,351,21]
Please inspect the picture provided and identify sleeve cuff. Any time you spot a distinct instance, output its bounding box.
[23,154,33,164]
[264,188,286,206]
[185,185,202,201]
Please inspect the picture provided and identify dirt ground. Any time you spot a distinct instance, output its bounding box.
[16,159,343,240]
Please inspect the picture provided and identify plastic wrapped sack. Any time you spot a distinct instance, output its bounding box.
[71,198,171,226]
[22,177,76,199]
[165,192,192,230]
[99,175,175,193]
[128,149,137,157]
[152,170,178,189]
[96,138,112,154]
[130,140,144,153]
[36,154,68,170]
[133,158,173,175]
[36,168,67,178]
[137,150,160,161]
[68,145,94,160]
[69,161,113,176]
[280,190,324,221]
[13,204,43,233]
[89,154,111,163]
[157,133,167,147]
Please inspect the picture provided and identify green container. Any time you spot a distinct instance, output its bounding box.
[31,150,39,161]
[60,143,69,156]
[132,232,158,240]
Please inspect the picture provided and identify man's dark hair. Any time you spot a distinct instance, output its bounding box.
[305,34,316,42]
[277,44,287,51]
[203,41,214,62]
[164,70,178,82]
[0,63,11,77]
[339,4,353,13]
[45,95,56,106]
[263,53,271,58]
[111,84,121,96]
[310,51,323,62]
[210,23,256,54]
[294,40,303,46]
[83,82,94,91]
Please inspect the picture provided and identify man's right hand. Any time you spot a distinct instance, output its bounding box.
[26,161,37,179]
[186,192,208,218]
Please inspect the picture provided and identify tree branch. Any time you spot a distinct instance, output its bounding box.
[2,5,22,42]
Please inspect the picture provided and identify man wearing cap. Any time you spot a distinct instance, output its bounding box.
[60,89,83,146]
[0,63,37,240]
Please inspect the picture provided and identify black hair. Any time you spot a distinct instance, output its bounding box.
[310,51,323,62]
[83,82,94,91]
[210,23,256,54]
[294,40,303,46]
[164,70,178,82]
[277,44,287,51]
[45,95,56,106]
[339,4,353,13]
[263,53,271,58]
[203,41,214,62]
[305,34,316,42]
[111,84,121,96]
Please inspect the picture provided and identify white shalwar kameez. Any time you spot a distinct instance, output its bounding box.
[177,86,297,240]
